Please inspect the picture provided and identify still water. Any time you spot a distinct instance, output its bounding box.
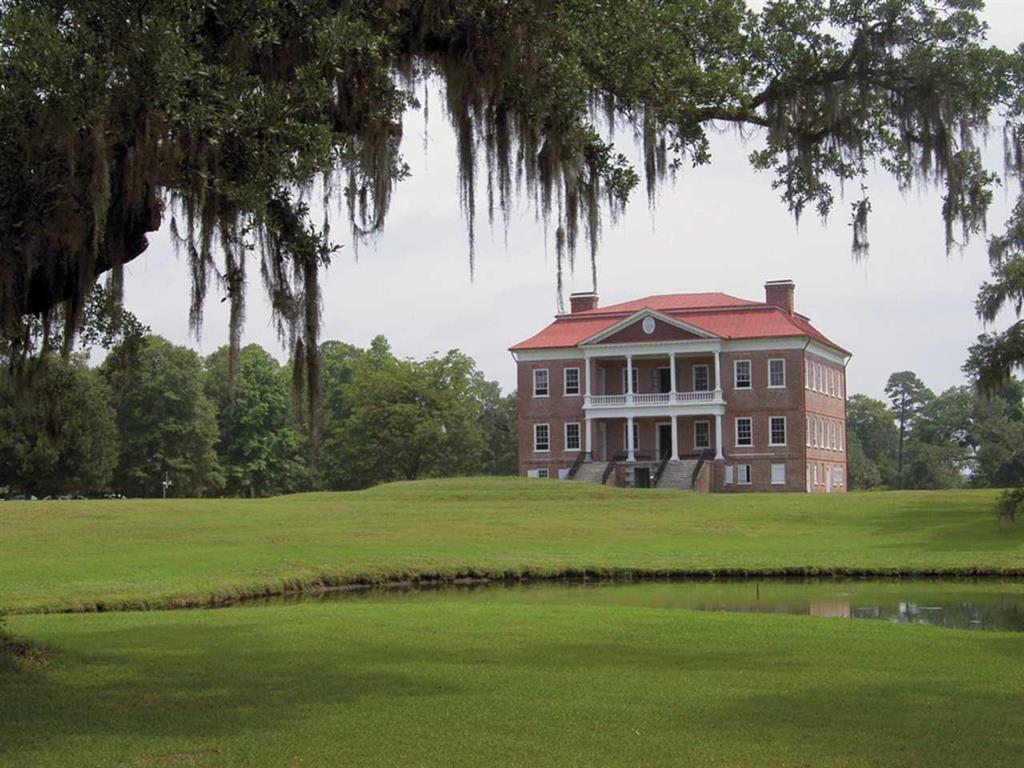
[261,578,1024,632]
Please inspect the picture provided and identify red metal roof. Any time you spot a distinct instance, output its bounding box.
[510,292,848,353]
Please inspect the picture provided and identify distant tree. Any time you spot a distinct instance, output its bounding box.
[884,372,935,489]
[102,336,223,497]
[0,356,117,496]
[846,432,882,491]
[205,344,308,498]
[966,380,1024,488]
[321,339,487,489]
[846,394,899,488]
[477,381,518,476]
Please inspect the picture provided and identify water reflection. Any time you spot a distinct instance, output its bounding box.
[254,578,1024,632]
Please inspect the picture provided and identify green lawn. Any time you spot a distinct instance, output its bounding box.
[2,479,1022,612]
[4,600,1023,768]
[3,480,1023,767]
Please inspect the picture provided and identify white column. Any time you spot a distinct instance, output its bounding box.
[627,414,636,462]
[714,349,722,394]
[669,352,677,401]
[714,413,724,460]
[626,354,634,401]
[585,417,593,455]
[584,354,592,405]
[670,415,679,461]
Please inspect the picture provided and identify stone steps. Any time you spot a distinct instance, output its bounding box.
[654,459,700,490]
[572,461,609,484]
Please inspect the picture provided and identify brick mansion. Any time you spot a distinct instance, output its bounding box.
[510,281,850,493]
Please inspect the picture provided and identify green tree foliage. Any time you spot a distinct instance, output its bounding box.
[205,344,309,498]
[477,381,518,476]
[884,371,935,489]
[846,394,899,489]
[0,356,117,496]
[851,374,1024,492]
[319,337,513,489]
[2,1,1020,441]
[102,336,223,497]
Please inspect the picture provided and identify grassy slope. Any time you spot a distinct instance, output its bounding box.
[3,601,1023,768]
[2,479,1022,612]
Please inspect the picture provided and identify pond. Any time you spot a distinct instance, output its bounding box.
[259,578,1024,632]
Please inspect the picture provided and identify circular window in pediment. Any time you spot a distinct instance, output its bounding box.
[642,317,656,335]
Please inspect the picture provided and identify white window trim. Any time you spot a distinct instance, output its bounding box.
[767,358,786,388]
[692,364,710,392]
[738,464,752,485]
[839,423,844,452]
[771,463,786,486]
[533,368,550,398]
[724,465,734,485]
[769,416,787,447]
[533,423,550,453]
[563,367,581,396]
[694,420,711,449]
[734,359,752,389]
[536,468,549,479]
[564,421,581,452]
[735,417,753,447]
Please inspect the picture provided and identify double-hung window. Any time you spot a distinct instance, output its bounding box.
[565,422,581,451]
[694,420,710,449]
[734,360,751,389]
[533,369,549,397]
[693,364,710,392]
[768,359,786,388]
[534,423,550,452]
[735,417,752,447]
[769,416,787,446]
[771,463,786,485]
[563,367,580,396]
[737,464,752,485]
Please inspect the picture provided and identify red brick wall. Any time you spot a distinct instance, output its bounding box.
[516,358,586,476]
[803,351,848,493]
[718,349,806,492]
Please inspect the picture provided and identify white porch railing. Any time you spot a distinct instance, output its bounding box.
[585,390,720,408]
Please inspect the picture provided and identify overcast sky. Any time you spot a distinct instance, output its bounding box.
[116,2,1024,401]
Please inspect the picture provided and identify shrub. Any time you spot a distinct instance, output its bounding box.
[996,487,1024,524]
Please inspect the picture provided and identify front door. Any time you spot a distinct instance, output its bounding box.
[657,423,673,460]
[598,422,607,461]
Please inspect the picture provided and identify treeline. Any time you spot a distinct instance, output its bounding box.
[847,371,1024,490]
[0,335,517,498]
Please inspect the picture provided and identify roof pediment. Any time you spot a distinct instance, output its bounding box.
[580,308,718,346]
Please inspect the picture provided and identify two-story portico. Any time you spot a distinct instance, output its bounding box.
[511,281,851,492]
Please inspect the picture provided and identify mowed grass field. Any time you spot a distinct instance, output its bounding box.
[1,479,1022,612]
[2,480,1023,767]
[4,601,1024,768]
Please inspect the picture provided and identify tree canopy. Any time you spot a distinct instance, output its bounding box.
[2,0,1021,430]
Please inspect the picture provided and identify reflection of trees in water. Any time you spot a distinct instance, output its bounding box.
[852,599,1024,632]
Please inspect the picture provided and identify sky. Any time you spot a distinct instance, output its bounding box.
[116,2,1024,401]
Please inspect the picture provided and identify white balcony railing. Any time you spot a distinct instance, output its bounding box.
[585,390,721,409]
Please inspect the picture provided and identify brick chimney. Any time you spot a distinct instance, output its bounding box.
[764,280,795,314]
[569,292,599,313]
